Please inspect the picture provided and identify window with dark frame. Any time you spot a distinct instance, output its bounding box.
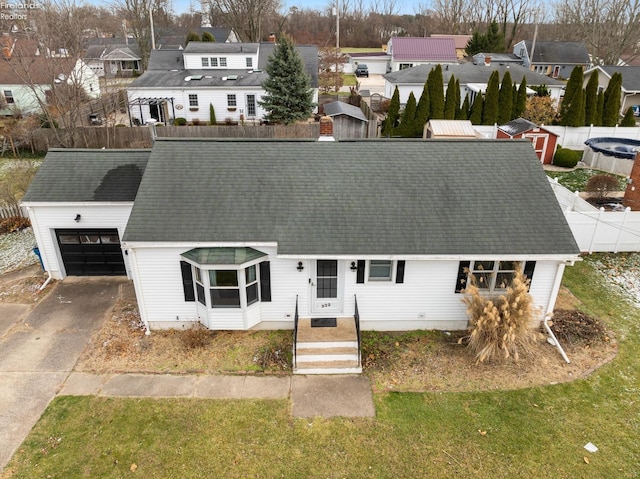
[188,94,198,107]
[219,57,227,67]
[227,94,237,107]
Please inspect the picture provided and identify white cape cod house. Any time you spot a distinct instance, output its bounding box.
[22,139,580,373]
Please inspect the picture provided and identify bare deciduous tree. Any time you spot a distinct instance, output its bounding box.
[206,0,282,42]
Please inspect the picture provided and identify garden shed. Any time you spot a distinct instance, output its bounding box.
[497,118,559,164]
[322,101,369,139]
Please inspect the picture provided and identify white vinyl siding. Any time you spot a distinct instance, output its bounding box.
[183,53,258,70]
[24,203,134,280]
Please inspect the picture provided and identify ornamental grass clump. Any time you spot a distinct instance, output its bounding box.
[461,267,536,363]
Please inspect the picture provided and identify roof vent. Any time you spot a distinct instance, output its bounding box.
[184,75,192,81]
[227,75,238,80]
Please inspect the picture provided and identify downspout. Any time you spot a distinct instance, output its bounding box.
[39,271,52,291]
[544,262,571,364]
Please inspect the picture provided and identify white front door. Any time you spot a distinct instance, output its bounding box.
[310,259,343,315]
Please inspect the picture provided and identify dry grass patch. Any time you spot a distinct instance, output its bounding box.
[76,298,292,374]
[0,271,51,304]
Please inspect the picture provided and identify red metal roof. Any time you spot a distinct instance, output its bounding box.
[390,37,457,62]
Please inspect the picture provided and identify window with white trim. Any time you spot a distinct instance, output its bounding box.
[227,94,237,107]
[210,57,218,67]
[194,267,206,305]
[246,57,253,68]
[219,57,227,67]
[189,94,198,107]
[4,90,14,104]
[209,270,241,308]
[246,94,256,116]
[201,57,209,67]
[245,265,259,305]
[369,260,393,281]
[470,260,519,292]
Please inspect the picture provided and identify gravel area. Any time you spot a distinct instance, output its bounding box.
[0,228,39,275]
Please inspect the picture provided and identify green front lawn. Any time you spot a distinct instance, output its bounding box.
[2,255,640,478]
[546,167,627,192]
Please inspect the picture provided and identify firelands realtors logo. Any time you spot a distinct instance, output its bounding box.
[0,3,40,20]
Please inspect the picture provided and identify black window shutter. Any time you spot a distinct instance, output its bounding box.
[180,261,195,302]
[356,260,365,284]
[259,261,271,302]
[396,260,405,283]
[524,261,536,290]
[455,261,471,293]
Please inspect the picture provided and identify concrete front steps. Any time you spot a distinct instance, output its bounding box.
[294,318,362,375]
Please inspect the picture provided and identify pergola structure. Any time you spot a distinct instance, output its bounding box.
[128,97,176,126]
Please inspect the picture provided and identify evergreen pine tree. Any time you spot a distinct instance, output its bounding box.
[621,107,637,127]
[458,95,470,120]
[383,86,401,136]
[398,92,417,137]
[209,103,217,125]
[514,77,527,118]
[201,31,215,42]
[482,70,500,125]
[444,75,457,119]
[469,93,483,124]
[414,82,430,137]
[559,66,584,125]
[511,83,518,119]
[428,64,445,119]
[258,35,315,125]
[498,70,513,124]
[584,71,599,126]
[602,72,623,127]
[454,79,461,118]
[596,90,605,126]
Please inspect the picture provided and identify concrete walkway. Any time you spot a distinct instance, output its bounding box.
[0,274,375,471]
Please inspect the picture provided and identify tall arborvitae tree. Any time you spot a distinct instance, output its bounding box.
[453,78,461,118]
[383,86,401,136]
[398,91,418,137]
[602,72,623,127]
[259,35,315,125]
[428,64,445,119]
[511,83,518,118]
[564,87,585,126]
[482,70,500,125]
[498,70,513,124]
[414,82,430,137]
[559,66,584,125]
[596,90,605,126]
[621,107,637,127]
[514,77,527,118]
[469,93,483,124]
[444,75,457,120]
[584,71,599,126]
[458,95,470,120]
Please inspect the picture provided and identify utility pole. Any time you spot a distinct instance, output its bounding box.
[149,6,156,50]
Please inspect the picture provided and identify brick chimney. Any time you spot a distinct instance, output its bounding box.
[268,33,276,43]
[318,115,335,141]
[484,56,491,66]
[624,152,640,210]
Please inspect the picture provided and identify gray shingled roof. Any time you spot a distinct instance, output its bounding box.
[323,101,368,122]
[184,42,259,54]
[524,41,590,65]
[147,49,185,70]
[384,63,564,86]
[258,43,319,88]
[599,66,640,92]
[498,118,539,136]
[129,69,267,88]
[123,139,579,257]
[22,150,150,203]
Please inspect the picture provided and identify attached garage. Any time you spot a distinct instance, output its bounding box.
[21,149,150,280]
[55,229,126,275]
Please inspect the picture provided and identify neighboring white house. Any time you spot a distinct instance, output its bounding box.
[126,41,319,125]
[583,65,640,116]
[383,62,565,105]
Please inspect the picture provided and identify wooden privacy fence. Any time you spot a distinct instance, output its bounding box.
[30,124,321,151]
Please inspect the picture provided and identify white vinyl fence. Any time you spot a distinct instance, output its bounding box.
[549,178,640,253]
[0,204,27,219]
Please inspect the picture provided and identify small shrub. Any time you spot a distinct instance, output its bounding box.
[553,145,582,168]
[0,215,31,234]
[224,117,235,125]
[191,118,201,126]
[174,117,187,126]
[461,267,537,363]
[180,324,215,350]
[115,123,127,127]
[586,174,621,201]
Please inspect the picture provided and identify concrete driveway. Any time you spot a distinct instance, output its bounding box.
[0,277,125,470]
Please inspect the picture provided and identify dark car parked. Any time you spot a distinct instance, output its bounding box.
[355,64,369,77]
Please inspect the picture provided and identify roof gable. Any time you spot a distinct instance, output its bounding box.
[123,139,578,257]
[524,41,590,65]
[599,66,640,91]
[323,101,368,122]
[22,149,150,203]
[498,118,558,137]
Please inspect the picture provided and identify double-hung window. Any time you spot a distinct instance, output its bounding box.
[455,260,536,293]
[246,57,253,68]
[4,90,14,104]
[194,267,206,305]
[189,94,198,107]
[245,265,259,305]
[209,270,240,308]
[201,57,209,67]
[227,94,237,107]
[210,57,218,67]
[219,57,227,67]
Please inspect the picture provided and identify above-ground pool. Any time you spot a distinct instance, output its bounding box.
[584,137,640,159]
